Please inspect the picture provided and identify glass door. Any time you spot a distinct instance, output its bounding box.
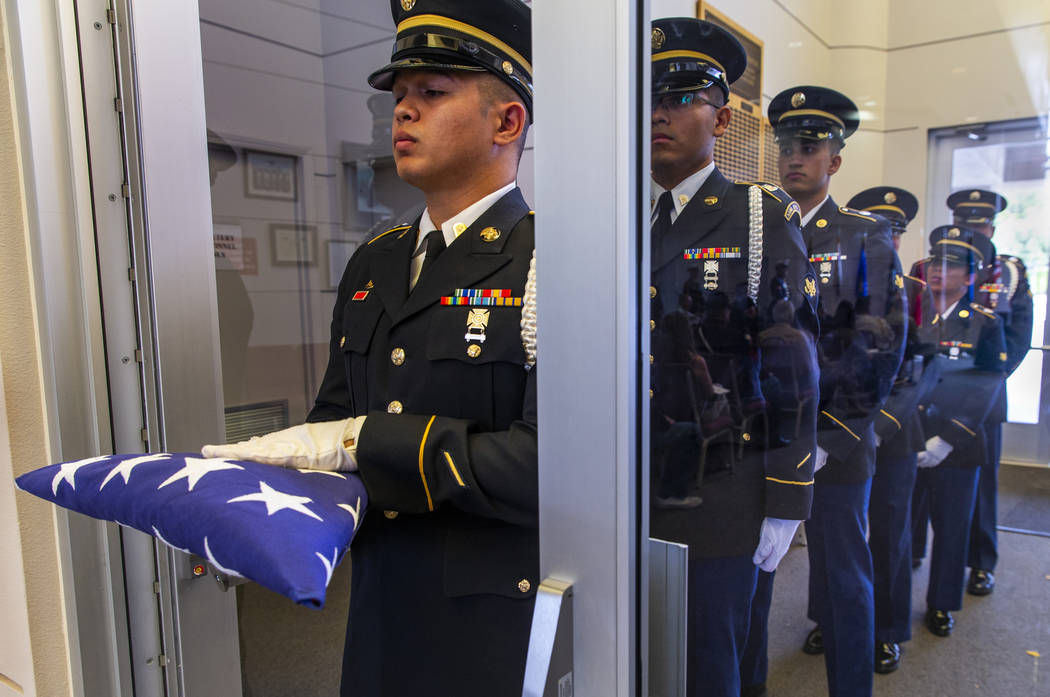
[928,118,1050,466]
[103,0,650,695]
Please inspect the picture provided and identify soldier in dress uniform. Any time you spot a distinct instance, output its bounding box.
[748,87,906,697]
[848,187,938,673]
[205,1,538,695]
[914,225,1007,637]
[647,18,819,697]
[949,190,1034,596]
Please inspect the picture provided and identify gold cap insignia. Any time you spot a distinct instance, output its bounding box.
[479,227,501,242]
[400,0,415,10]
[804,277,817,297]
[704,196,718,206]
[791,92,806,108]
[884,192,897,204]
[969,190,981,201]
[1000,352,1007,361]
[959,309,970,318]
[948,227,961,238]
[502,61,514,75]
[365,280,374,289]
[651,27,666,50]
[816,219,828,228]
[895,273,904,289]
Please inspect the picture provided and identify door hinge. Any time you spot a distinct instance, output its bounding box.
[141,428,149,442]
[121,182,131,198]
[127,267,135,282]
[157,655,168,667]
[114,97,123,112]
[106,9,116,25]
[153,581,161,594]
[134,349,143,363]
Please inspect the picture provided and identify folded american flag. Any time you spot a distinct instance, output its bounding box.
[15,452,367,607]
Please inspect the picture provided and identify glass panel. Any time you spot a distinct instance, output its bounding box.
[947,124,1050,423]
[199,2,538,693]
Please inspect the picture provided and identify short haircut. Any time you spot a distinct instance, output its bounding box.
[476,73,530,158]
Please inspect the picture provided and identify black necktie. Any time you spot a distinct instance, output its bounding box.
[419,229,446,278]
[652,190,674,240]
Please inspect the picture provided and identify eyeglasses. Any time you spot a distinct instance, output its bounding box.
[652,91,722,112]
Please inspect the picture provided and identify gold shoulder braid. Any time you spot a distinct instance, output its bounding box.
[747,185,763,303]
[520,249,537,369]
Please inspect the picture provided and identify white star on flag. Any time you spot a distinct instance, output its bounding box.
[227,481,323,521]
[316,547,339,586]
[204,537,244,578]
[338,496,363,532]
[152,525,190,554]
[158,457,243,492]
[101,453,173,490]
[52,456,110,495]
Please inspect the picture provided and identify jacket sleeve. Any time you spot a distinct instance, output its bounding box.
[355,367,538,528]
[1004,265,1034,375]
[759,193,817,520]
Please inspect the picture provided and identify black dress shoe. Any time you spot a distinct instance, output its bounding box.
[802,626,824,654]
[874,641,901,674]
[967,569,995,596]
[925,609,953,637]
[741,684,768,697]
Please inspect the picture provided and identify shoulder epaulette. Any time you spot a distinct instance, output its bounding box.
[367,224,413,246]
[735,181,784,203]
[903,274,926,287]
[969,303,996,319]
[838,206,880,223]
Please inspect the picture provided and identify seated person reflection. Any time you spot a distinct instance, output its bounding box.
[742,86,906,697]
[914,226,1006,639]
[204,1,539,695]
[848,186,937,674]
[648,17,819,697]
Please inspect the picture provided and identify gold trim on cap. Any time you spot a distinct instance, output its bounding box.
[651,49,726,74]
[866,204,906,217]
[397,14,533,76]
[777,108,846,130]
[934,239,984,261]
[960,201,995,208]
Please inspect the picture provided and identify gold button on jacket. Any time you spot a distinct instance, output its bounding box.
[387,400,403,414]
[517,579,531,593]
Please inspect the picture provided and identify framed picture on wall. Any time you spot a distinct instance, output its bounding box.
[270,224,317,266]
[327,240,359,289]
[699,3,763,106]
[245,150,298,200]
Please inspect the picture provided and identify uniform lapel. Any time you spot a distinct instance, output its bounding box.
[369,223,416,318]
[394,189,528,325]
[653,168,732,273]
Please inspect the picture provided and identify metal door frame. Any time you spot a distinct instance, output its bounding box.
[5,0,652,693]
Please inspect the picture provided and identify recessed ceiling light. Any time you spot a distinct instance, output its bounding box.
[788,41,803,48]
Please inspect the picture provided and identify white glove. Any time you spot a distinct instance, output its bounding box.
[874,433,882,448]
[752,517,802,572]
[202,416,366,471]
[916,435,952,469]
[814,447,829,473]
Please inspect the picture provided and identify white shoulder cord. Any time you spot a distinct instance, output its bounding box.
[520,249,537,369]
[747,185,764,303]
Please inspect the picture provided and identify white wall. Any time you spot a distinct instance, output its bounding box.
[653,0,1050,270]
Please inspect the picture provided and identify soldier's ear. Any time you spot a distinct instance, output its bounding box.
[713,104,732,137]
[827,152,842,176]
[492,100,527,148]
